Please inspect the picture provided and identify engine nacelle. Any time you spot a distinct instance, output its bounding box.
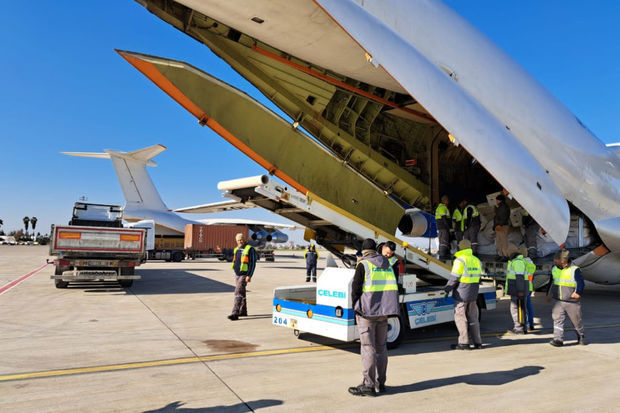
[268,230,288,244]
[397,208,436,238]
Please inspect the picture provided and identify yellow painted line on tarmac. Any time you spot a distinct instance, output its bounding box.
[0,344,342,383]
[3,322,620,383]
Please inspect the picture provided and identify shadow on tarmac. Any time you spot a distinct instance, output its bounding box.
[143,399,283,412]
[130,269,235,295]
[387,365,544,393]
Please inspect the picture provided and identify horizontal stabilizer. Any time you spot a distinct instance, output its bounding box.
[61,152,111,159]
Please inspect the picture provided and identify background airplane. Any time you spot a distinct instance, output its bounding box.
[62,144,294,248]
[122,0,619,283]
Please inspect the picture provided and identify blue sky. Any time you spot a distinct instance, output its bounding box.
[1,1,618,241]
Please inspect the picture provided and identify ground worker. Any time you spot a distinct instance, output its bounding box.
[505,248,531,334]
[524,253,537,330]
[378,241,399,277]
[443,239,483,350]
[228,233,256,321]
[349,238,399,397]
[547,250,586,347]
[304,244,319,282]
[522,212,540,259]
[452,200,466,243]
[435,195,451,260]
[494,194,511,260]
[462,201,481,255]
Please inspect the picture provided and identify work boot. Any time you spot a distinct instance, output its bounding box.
[312,278,316,283]
[509,328,525,335]
[450,343,470,350]
[348,384,376,397]
[306,278,310,282]
[577,335,587,345]
[376,384,387,394]
[239,311,247,317]
[227,314,239,321]
[473,343,483,349]
[549,339,564,347]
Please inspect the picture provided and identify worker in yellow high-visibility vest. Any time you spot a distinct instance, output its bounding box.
[228,233,256,321]
[443,239,483,350]
[435,195,451,260]
[348,239,400,397]
[546,250,586,346]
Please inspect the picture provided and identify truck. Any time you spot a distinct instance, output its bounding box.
[273,267,496,348]
[50,202,147,288]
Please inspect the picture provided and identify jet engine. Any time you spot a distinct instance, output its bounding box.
[397,208,436,238]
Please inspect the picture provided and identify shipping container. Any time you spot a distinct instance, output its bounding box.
[184,224,249,252]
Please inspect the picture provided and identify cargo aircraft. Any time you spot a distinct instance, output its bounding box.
[63,144,293,248]
[117,0,619,283]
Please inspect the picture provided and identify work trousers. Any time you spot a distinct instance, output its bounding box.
[454,231,463,243]
[495,226,510,257]
[356,314,388,388]
[463,225,480,254]
[524,224,540,258]
[306,265,317,281]
[438,229,450,258]
[231,275,247,315]
[526,294,535,328]
[510,295,527,332]
[552,299,584,341]
[454,301,482,345]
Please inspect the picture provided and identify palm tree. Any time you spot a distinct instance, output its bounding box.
[23,217,30,238]
[30,217,37,241]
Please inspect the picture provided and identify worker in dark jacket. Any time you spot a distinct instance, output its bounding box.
[304,244,319,282]
[546,250,586,346]
[462,201,481,255]
[522,212,540,259]
[494,194,511,260]
[348,239,400,397]
[443,239,483,350]
[435,195,451,260]
[378,241,399,277]
[228,233,256,321]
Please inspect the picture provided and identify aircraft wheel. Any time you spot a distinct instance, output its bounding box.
[294,329,300,337]
[172,252,184,262]
[386,316,404,349]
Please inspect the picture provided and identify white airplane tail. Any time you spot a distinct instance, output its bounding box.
[62,144,169,212]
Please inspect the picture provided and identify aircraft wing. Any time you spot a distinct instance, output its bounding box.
[314,0,570,244]
[198,218,297,230]
[174,200,257,214]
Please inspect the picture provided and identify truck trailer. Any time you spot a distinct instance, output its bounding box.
[49,203,146,288]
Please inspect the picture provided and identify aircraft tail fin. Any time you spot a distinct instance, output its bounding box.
[62,144,169,212]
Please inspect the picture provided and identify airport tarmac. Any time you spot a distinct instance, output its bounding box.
[1,245,619,412]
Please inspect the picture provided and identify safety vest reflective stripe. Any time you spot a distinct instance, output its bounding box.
[553,266,577,287]
[453,255,481,284]
[231,245,252,271]
[388,256,398,266]
[464,205,480,218]
[361,261,398,292]
[506,258,527,279]
[435,204,450,220]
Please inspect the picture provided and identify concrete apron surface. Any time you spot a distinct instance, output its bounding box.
[1,245,619,412]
